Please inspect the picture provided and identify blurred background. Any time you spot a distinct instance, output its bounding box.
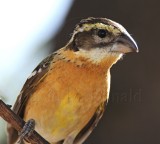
[0,0,159,144]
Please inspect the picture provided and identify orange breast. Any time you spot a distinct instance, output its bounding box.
[24,59,110,142]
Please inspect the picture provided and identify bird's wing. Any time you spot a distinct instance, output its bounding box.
[7,53,56,144]
[74,102,107,144]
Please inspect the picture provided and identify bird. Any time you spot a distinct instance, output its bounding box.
[7,17,138,144]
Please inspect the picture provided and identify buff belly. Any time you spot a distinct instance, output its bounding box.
[24,91,99,143]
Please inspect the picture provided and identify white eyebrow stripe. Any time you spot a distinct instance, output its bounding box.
[76,23,121,34]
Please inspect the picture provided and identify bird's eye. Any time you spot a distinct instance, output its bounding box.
[97,29,107,38]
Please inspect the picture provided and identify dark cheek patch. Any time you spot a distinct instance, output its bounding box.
[74,31,96,50]
[72,29,115,50]
[96,42,109,48]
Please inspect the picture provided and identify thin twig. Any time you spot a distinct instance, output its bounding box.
[0,99,50,144]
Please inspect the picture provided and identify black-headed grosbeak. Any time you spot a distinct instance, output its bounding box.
[7,17,138,144]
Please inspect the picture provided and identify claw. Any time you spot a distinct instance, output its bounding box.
[18,119,35,143]
[7,104,12,108]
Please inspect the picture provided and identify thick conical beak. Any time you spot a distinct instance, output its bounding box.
[112,33,139,53]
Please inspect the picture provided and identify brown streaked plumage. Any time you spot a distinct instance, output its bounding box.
[7,17,138,144]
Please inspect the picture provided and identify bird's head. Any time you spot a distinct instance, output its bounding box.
[66,17,138,67]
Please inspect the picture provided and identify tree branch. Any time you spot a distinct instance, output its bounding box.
[0,99,50,144]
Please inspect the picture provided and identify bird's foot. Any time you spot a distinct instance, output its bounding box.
[18,119,35,143]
